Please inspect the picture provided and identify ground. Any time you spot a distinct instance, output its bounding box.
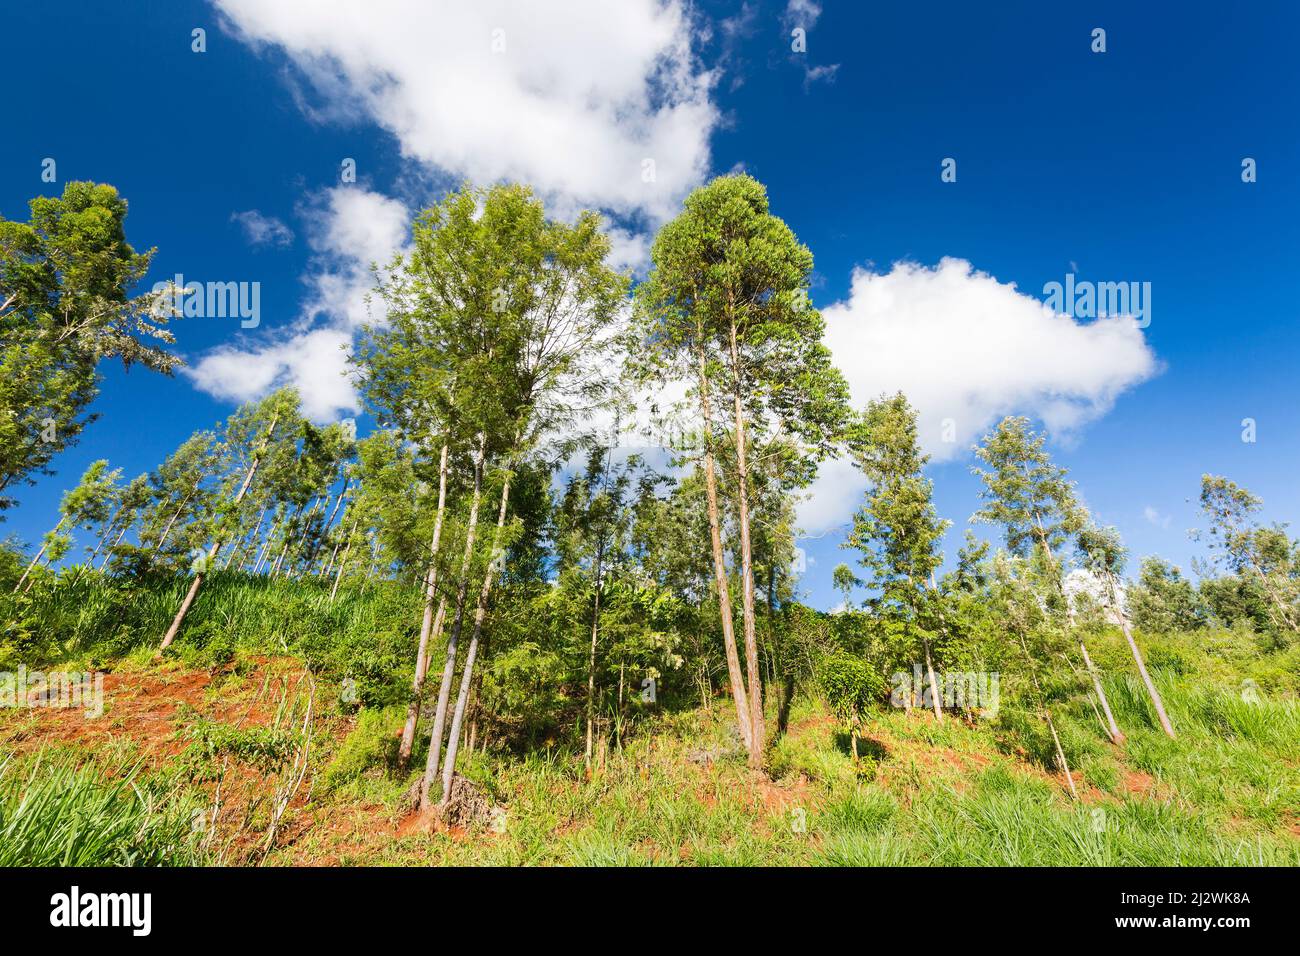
[3,651,1296,866]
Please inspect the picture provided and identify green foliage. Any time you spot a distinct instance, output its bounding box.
[0,182,181,510]
[321,707,402,791]
[0,754,203,866]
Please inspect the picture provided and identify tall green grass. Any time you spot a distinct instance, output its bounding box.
[0,753,205,866]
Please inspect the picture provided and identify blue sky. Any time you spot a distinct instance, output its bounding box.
[4,0,1297,610]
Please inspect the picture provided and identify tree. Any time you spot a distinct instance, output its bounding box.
[973,416,1124,746]
[845,394,950,720]
[362,183,627,809]
[1076,523,1176,738]
[1128,557,1206,633]
[13,459,120,592]
[0,182,181,511]
[92,472,151,567]
[137,430,221,565]
[633,173,851,767]
[1198,475,1298,634]
[158,389,303,650]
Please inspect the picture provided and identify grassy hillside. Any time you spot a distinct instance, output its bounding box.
[2,574,1295,867]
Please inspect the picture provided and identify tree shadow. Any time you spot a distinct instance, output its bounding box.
[833,730,888,762]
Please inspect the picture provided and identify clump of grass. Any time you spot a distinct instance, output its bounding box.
[0,753,204,866]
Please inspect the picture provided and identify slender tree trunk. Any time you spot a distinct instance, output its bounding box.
[14,518,63,593]
[1038,526,1124,745]
[1079,639,1124,744]
[420,434,486,810]
[440,464,512,806]
[923,638,943,721]
[328,520,359,604]
[398,442,450,768]
[98,523,130,570]
[308,478,349,570]
[89,505,124,561]
[253,518,280,575]
[1016,631,1078,799]
[152,490,194,554]
[728,321,764,767]
[696,343,752,751]
[583,536,607,772]
[226,505,267,571]
[1107,573,1176,738]
[159,414,278,650]
[583,432,617,773]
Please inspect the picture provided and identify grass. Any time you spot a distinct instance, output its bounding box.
[1,572,1295,866]
[0,753,204,866]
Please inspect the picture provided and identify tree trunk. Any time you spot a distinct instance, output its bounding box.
[1107,573,1175,738]
[328,520,359,604]
[226,505,267,571]
[1038,525,1125,745]
[98,523,130,570]
[1079,639,1124,744]
[440,462,512,806]
[159,413,277,650]
[583,432,617,773]
[420,434,486,810]
[152,489,194,554]
[728,321,764,767]
[13,518,62,593]
[923,638,943,722]
[695,342,752,751]
[398,442,450,769]
[583,537,607,773]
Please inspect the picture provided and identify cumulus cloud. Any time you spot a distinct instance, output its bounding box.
[798,258,1159,534]
[212,0,717,226]
[229,210,293,248]
[187,188,409,421]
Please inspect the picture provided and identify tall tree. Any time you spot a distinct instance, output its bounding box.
[845,394,950,720]
[158,389,303,650]
[634,174,850,767]
[1198,475,1299,633]
[973,416,1124,746]
[0,182,181,511]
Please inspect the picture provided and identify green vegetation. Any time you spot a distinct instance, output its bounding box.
[1,174,1296,867]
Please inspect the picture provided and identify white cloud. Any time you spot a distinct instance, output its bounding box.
[798,257,1159,534]
[212,0,718,226]
[187,188,409,421]
[230,210,293,248]
[783,0,824,30]
[1143,505,1171,529]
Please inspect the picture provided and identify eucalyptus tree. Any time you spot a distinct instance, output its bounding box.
[633,174,851,766]
[13,459,121,592]
[159,389,303,650]
[845,394,950,720]
[367,183,626,809]
[972,416,1124,746]
[92,473,151,567]
[435,186,626,807]
[0,182,182,512]
[1076,523,1176,738]
[551,435,642,770]
[358,186,488,770]
[137,430,221,562]
[1198,475,1299,633]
